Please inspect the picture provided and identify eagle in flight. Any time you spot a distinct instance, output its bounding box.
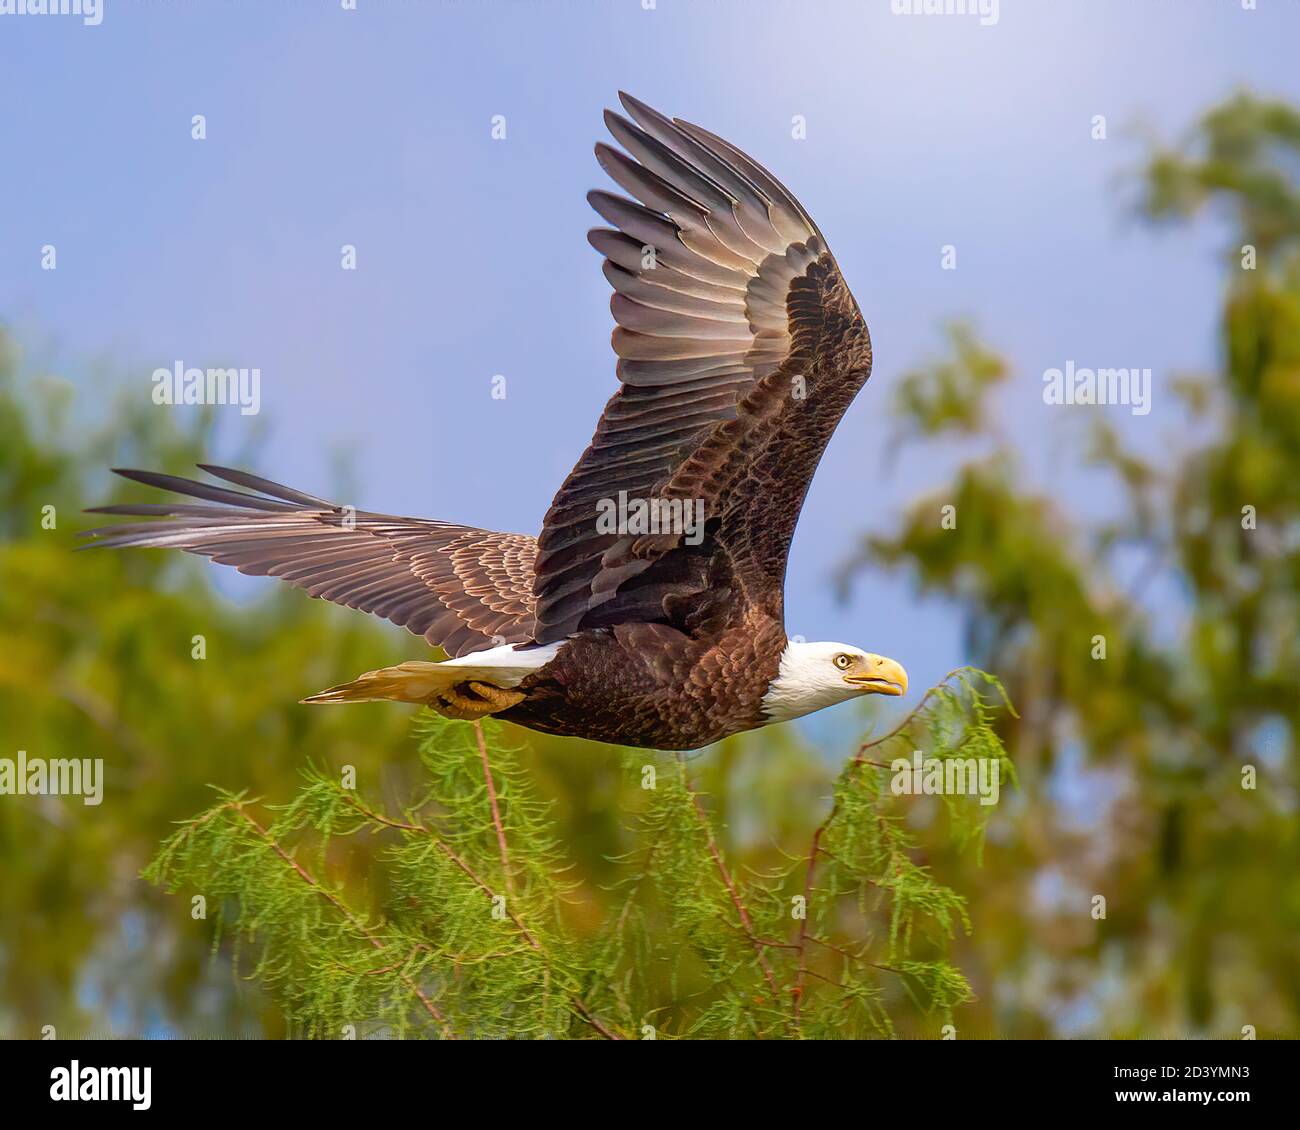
[85,93,907,751]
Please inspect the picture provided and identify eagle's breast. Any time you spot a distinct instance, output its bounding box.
[505,611,786,750]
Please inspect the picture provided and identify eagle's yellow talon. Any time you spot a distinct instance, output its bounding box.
[432,680,525,720]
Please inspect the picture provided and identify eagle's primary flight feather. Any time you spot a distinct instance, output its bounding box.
[83,93,907,750]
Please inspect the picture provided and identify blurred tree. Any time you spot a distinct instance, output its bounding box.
[838,94,1300,1037]
[0,342,416,1036]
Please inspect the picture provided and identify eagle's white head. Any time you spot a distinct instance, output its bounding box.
[761,641,908,724]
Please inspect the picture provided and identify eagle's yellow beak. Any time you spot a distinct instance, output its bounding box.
[844,654,908,697]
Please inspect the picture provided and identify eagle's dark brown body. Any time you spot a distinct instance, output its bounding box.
[502,614,786,750]
[84,93,884,751]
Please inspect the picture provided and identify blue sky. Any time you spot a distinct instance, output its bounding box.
[2,0,1296,731]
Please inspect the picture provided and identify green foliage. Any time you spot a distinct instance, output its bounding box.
[888,323,1010,444]
[144,675,1014,1039]
[1144,95,1300,259]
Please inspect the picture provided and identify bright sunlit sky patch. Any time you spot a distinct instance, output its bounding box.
[1,0,1295,729]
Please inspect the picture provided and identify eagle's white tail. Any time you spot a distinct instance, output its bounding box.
[300,643,562,710]
[301,661,464,705]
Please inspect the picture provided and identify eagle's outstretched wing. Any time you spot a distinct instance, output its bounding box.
[86,96,870,654]
[81,466,537,657]
[532,93,873,642]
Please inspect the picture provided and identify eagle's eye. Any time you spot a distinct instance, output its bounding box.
[833,653,853,670]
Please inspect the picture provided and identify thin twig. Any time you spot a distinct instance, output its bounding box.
[571,997,622,1041]
[474,720,515,898]
[856,668,971,757]
[678,756,782,1003]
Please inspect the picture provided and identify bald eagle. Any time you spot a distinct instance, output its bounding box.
[84,94,906,751]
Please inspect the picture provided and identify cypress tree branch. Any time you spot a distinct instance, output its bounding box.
[855,667,972,758]
[228,799,456,1039]
[792,667,1010,1031]
[341,793,624,1039]
[791,686,944,1029]
[146,671,1012,1039]
[343,797,535,941]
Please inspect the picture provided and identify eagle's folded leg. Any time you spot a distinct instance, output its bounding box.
[432,680,526,721]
